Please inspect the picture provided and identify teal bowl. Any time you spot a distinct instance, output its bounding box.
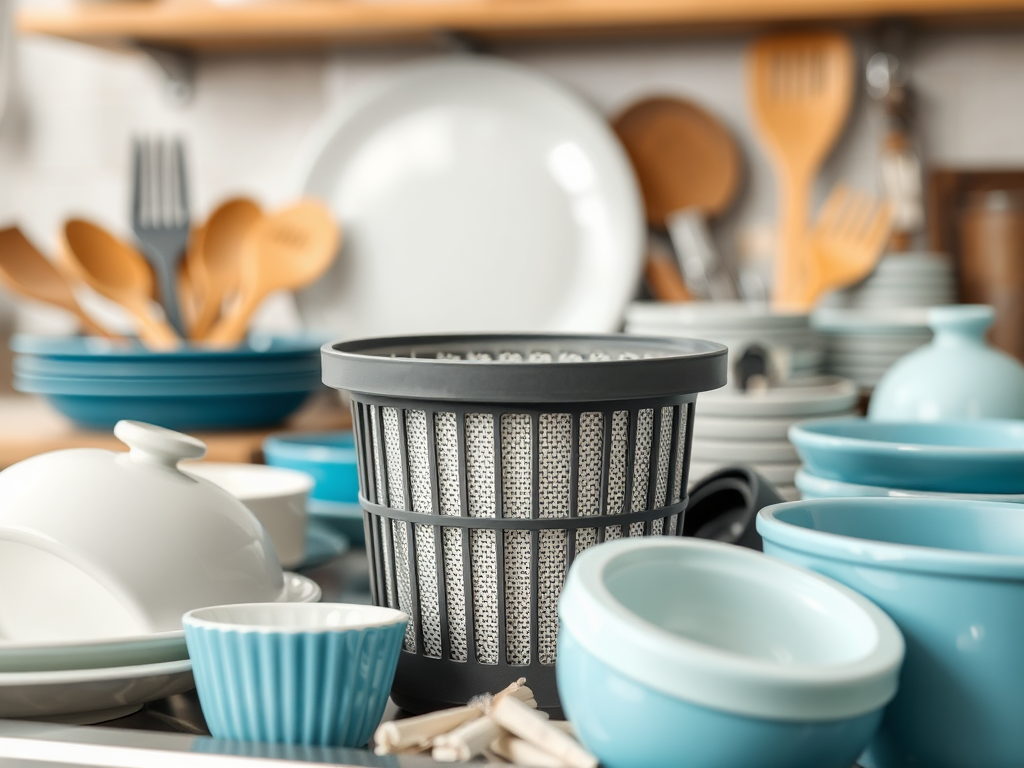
[183,603,407,747]
[789,417,1024,493]
[794,467,1024,503]
[557,538,903,768]
[758,498,1024,768]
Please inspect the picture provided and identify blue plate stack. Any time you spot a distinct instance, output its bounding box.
[12,335,326,431]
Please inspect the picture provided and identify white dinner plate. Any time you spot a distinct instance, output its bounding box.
[691,438,799,464]
[691,411,857,441]
[689,461,799,487]
[291,57,644,339]
[812,307,931,335]
[0,659,193,723]
[0,572,319,674]
[698,376,859,418]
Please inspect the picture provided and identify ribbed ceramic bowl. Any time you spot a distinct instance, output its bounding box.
[758,498,1024,768]
[557,538,904,768]
[183,603,407,747]
[789,417,1024,493]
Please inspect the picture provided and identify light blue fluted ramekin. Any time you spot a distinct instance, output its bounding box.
[183,603,407,747]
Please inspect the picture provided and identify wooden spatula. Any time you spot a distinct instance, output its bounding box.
[0,226,118,338]
[749,32,855,309]
[806,185,893,307]
[205,200,339,347]
[613,97,742,300]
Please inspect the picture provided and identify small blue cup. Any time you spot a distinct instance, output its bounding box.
[184,603,407,747]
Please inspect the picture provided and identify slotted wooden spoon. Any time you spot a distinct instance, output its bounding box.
[0,226,118,338]
[206,200,339,346]
[62,220,180,350]
[749,32,855,309]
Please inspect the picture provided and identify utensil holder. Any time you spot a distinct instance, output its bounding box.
[321,334,727,713]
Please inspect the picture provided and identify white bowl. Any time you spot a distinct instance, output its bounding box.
[692,438,798,464]
[181,462,314,569]
[690,460,799,486]
[698,376,858,418]
[692,411,857,441]
[0,421,306,644]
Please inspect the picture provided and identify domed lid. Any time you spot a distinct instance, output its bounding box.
[0,421,294,643]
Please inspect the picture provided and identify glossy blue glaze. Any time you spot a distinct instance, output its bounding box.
[789,417,1024,493]
[11,333,326,359]
[793,467,1024,503]
[558,630,882,768]
[758,498,1024,768]
[263,433,360,505]
[870,305,1024,421]
[185,620,405,747]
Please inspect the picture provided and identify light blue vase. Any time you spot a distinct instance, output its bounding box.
[869,305,1024,421]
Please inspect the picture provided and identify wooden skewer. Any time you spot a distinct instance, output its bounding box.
[489,696,597,768]
[491,734,569,767]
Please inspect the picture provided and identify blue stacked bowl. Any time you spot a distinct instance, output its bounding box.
[12,335,325,431]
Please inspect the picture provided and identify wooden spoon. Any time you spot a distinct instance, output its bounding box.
[748,32,855,309]
[188,198,262,340]
[206,200,340,346]
[62,220,180,350]
[613,96,742,300]
[0,226,118,338]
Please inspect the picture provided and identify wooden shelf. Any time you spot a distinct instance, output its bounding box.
[18,0,1024,54]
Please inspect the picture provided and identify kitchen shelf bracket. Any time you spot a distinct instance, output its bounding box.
[139,44,195,107]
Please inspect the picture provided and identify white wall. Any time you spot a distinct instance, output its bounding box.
[2,15,1024,334]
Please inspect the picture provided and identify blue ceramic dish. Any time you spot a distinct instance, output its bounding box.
[557,538,903,768]
[14,355,322,379]
[183,603,407,747]
[758,498,1024,768]
[263,432,360,505]
[14,371,321,396]
[789,417,1024,493]
[11,334,325,360]
[794,467,1024,503]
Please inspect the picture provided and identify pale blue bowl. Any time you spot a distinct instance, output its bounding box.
[789,417,1024,493]
[184,603,407,747]
[557,538,903,768]
[795,467,1024,503]
[758,498,1024,768]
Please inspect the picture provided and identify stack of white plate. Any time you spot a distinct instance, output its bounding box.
[822,253,956,310]
[625,302,824,386]
[689,376,860,500]
[813,307,933,390]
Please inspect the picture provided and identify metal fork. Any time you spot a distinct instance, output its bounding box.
[132,137,189,335]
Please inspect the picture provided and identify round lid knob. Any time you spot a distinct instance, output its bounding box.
[114,420,207,468]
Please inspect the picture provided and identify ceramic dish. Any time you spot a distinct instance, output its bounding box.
[624,302,810,331]
[698,376,858,418]
[557,538,903,768]
[290,57,643,338]
[691,438,798,463]
[691,411,857,441]
[262,431,360,504]
[0,658,194,723]
[812,307,930,335]
[0,421,321,644]
[758,498,1024,768]
[184,603,407,746]
[794,467,1024,502]
[789,417,1024,493]
[181,462,315,569]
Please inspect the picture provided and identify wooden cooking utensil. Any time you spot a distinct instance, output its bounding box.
[748,32,855,309]
[644,239,693,302]
[206,200,340,347]
[62,220,181,350]
[189,198,262,340]
[805,185,893,307]
[613,97,741,300]
[0,226,117,338]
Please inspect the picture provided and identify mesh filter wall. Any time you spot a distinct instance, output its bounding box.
[354,395,695,710]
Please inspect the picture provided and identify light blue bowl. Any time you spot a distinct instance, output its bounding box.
[557,538,904,768]
[263,433,360,505]
[11,333,325,360]
[789,417,1024,493]
[795,467,1024,503]
[758,498,1024,768]
[184,603,407,747]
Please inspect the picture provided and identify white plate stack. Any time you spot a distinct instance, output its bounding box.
[813,307,933,390]
[625,302,824,386]
[821,252,957,310]
[689,376,860,501]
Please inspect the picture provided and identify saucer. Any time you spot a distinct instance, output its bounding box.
[0,658,193,722]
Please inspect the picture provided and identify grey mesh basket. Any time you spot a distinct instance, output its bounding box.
[321,334,727,714]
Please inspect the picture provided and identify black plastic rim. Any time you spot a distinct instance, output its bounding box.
[322,333,728,403]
